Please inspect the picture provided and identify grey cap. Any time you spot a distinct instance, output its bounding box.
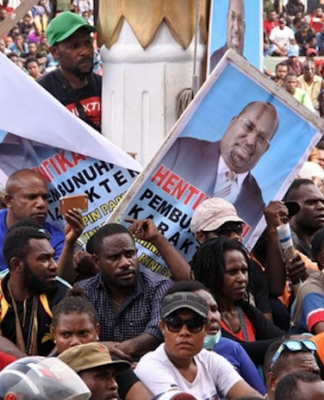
[161,292,208,319]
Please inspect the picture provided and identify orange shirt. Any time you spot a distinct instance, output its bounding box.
[311,332,324,366]
[221,312,256,342]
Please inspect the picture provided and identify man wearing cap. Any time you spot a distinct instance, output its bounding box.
[135,290,261,399]
[305,48,324,78]
[283,45,304,76]
[162,101,279,231]
[298,60,324,110]
[58,342,131,400]
[38,12,101,132]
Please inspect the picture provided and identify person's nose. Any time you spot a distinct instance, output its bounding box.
[118,255,132,269]
[229,231,242,242]
[49,258,58,273]
[69,335,82,347]
[105,376,119,391]
[179,324,191,337]
[237,270,248,284]
[35,195,47,209]
[244,132,257,148]
[80,43,92,57]
[233,16,239,32]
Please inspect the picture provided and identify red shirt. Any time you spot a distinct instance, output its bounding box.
[0,5,14,13]
[264,20,279,37]
[220,313,256,342]
[0,351,16,371]
[309,15,324,33]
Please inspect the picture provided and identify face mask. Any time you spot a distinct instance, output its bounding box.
[203,330,222,350]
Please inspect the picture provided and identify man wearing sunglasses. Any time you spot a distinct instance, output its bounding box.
[135,291,262,399]
[263,338,320,400]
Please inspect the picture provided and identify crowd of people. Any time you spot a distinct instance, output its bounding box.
[0,0,100,81]
[264,2,324,114]
[2,1,324,400]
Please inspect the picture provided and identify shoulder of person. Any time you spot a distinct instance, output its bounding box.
[74,273,100,289]
[37,70,57,87]
[139,265,173,284]
[44,221,64,236]
[89,72,102,84]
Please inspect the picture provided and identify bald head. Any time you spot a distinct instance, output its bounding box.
[5,169,49,227]
[6,169,45,194]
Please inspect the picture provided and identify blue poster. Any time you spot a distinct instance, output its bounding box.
[208,0,262,72]
[110,51,323,275]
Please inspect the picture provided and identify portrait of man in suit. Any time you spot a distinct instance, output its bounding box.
[210,0,245,71]
[161,101,279,229]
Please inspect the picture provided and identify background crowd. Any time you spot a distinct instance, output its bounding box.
[0,0,101,79]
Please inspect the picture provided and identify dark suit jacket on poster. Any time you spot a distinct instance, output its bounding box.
[210,44,227,71]
[161,137,265,230]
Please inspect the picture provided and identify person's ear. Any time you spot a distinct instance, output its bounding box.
[95,323,100,339]
[4,194,13,209]
[316,250,324,270]
[50,45,59,59]
[195,231,206,244]
[266,371,277,395]
[10,257,23,273]
[160,320,166,337]
[92,254,100,270]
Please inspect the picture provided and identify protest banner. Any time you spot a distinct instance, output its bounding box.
[0,53,142,246]
[108,49,324,276]
[208,0,262,72]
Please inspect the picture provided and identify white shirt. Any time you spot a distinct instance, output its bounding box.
[214,156,248,203]
[73,0,93,14]
[269,26,295,50]
[135,344,242,400]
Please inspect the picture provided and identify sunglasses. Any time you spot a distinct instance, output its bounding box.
[215,224,243,237]
[270,339,317,371]
[164,316,206,333]
[38,228,51,240]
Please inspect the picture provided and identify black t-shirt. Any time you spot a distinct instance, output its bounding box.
[0,275,68,356]
[116,368,140,399]
[38,70,102,132]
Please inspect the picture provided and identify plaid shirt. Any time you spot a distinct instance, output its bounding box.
[75,266,173,342]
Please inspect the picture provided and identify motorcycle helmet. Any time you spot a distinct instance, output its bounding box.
[150,391,198,400]
[0,356,91,400]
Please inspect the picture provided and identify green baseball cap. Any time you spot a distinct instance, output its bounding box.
[46,12,96,46]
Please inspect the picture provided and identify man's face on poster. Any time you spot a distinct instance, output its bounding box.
[226,0,245,55]
[220,102,278,174]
